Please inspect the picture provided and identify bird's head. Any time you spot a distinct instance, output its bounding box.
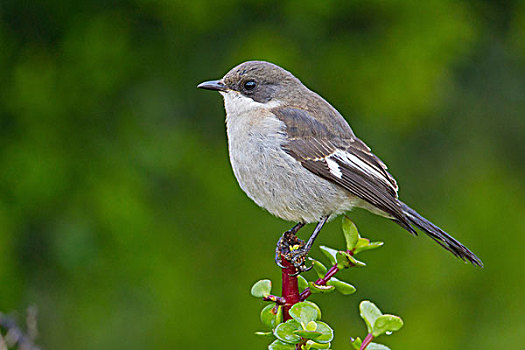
[198,61,306,110]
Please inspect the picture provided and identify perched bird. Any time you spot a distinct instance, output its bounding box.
[198,61,482,272]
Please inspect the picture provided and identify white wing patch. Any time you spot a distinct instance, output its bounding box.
[325,157,342,178]
[333,149,386,180]
[325,148,397,195]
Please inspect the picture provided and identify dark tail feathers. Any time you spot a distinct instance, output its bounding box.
[398,202,483,267]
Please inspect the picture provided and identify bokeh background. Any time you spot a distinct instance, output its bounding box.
[1,0,524,349]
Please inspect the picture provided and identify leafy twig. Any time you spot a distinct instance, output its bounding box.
[360,333,374,350]
[252,217,403,350]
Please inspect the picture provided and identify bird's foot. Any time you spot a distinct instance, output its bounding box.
[275,229,312,275]
[287,247,313,276]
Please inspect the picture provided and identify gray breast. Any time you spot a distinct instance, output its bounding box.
[225,106,358,223]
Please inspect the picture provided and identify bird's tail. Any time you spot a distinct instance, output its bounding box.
[399,202,483,267]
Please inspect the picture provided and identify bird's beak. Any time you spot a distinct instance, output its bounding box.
[197,80,228,92]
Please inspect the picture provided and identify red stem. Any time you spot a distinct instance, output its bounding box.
[281,258,300,321]
[263,295,286,305]
[360,333,374,350]
[280,250,353,318]
[299,264,340,301]
[295,340,306,350]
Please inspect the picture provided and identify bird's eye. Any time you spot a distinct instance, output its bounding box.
[243,80,257,91]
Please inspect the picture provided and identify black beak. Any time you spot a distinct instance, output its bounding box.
[197,80,228,91]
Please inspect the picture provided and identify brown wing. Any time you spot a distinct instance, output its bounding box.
[273,106,413,230]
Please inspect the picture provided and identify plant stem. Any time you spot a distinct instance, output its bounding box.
[295,339,307,350]
[360,333,374,350]
[280,258,300,321]
[299,264,340,301]
[263,295,286,305]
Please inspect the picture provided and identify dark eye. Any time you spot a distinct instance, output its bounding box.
[243,80,257,91]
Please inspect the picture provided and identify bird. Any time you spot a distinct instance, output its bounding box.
[197,60,483,272]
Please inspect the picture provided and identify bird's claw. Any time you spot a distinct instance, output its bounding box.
[275,224,313,275]
[286,248,313,276]
[275,250,286,268]
[276,239,312,275]
[275,235,288,268]
[289,259,313,276]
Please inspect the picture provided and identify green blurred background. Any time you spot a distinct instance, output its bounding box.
[1,0,524,349]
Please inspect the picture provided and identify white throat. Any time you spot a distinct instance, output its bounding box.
[220,91,280,116]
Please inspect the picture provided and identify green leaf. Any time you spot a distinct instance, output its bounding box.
[268,340,296,350]
[251,279,272,298]
[336,251,366,269]
[274,320,302,344]
[308,281,335,294]
[311,321,333,344]
[254,331,274,338]
[354,241,384,255]
[342,216,359,251]
[327,278,356,295]
[350,337,362,349]
[289,302,319,325]
[261,304,281,328]
[293,329,322,340]
[276,305,283,325]
[302,301,322,320]
[310,258,328,279]
[359,301,383,334]
[319,246,338,265]
[307,340,331,349]
[354,237,370,249]
[372,314,404,337]
[298,275,309,292]
[367,343,391,350]
[306,321,318,331]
